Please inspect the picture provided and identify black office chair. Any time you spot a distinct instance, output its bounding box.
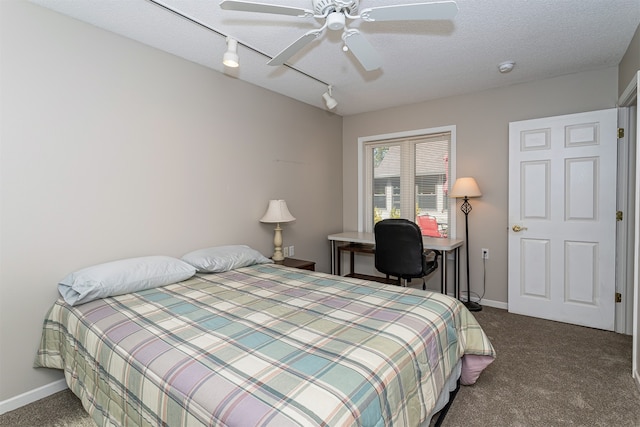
[374,218,439,290]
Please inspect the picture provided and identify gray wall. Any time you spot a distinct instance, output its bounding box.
[0,1,343,402]
[619,22,639,96]
[342,67,619,306]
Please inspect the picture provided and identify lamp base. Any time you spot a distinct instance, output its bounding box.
[464,300,483,312]
[272,223,284,262]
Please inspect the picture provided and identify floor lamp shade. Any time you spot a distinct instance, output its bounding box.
[450,177,482,312]
[450,177,482,199]
[260,200,295,262]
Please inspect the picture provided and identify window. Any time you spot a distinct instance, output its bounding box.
[358,126,456,237]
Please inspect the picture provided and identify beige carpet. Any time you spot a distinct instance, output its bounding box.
[442,307,640,427]
[2,307,639,426]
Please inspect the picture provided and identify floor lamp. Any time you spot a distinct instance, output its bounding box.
[450,177,483,312]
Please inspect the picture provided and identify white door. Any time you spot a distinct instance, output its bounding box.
[508,109,617,330]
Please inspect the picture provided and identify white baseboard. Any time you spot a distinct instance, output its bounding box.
[451,293,508,310]
[0,379,68,415]
[634,369,640,392]
[477,298,508,310]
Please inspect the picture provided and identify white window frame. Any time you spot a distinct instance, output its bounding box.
[357,125,457,236]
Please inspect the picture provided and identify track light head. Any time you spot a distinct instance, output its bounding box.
[322,85,337,110]
[223,37,239,68]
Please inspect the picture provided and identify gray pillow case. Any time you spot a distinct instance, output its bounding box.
[58,255,196,306]
[181,245,273,273]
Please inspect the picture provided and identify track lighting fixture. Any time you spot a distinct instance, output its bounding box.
[142,2,332,109]
[223,37,239,68]
[322,85,338,110]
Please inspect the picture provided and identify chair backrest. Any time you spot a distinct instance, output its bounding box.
[374,219,425,279]
[416,215,441,237]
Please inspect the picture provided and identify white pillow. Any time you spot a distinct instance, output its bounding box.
[58,256,196,306]
[182,245,273,273]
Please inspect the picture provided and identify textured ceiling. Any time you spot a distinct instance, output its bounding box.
[29,0,640,116]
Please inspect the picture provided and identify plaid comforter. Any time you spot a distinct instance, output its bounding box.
[35,264,495,427]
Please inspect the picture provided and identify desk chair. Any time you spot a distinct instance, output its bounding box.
[374,219,439,290]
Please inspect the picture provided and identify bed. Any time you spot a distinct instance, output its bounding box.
[35,256,495,427]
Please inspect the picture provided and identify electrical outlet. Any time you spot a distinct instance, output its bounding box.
[283,246,289,257]
[289,246,295,257]
[482,248,489,260]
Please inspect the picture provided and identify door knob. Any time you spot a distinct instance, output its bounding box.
[512,225,528,232]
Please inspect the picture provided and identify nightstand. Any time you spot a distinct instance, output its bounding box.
[278,258,316,271]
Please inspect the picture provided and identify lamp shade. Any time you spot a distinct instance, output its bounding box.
[260,200,295,224]
[449,177,482,198]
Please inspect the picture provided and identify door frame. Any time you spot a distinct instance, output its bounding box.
[616,106,636,335]
[617,70,638,383]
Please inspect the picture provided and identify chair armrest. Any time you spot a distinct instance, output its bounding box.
[422,250,439,275]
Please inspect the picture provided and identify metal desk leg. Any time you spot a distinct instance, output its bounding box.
[330,240,336,275]
[440,248,460,299]
[454,247,460,300]
[440,249,448,294]
[349,251,355,276]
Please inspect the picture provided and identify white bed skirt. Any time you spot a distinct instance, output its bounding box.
[419,359,462,427]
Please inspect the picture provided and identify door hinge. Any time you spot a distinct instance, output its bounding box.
[618,128,625,138]
[616,211,623,221]
[615,292,622,303]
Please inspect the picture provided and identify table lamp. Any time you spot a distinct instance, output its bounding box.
[260,200,295,262]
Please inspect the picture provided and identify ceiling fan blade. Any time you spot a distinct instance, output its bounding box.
[360,1,458,22]
[267,30,322,66]
[219,0,313,17]
[342,30,382,72]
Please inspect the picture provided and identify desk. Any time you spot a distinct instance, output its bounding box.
[328,231,463,298]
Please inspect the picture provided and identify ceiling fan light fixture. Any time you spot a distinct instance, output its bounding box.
[223,37,239,68]
[322,85,338,110]
[327,11,346,31]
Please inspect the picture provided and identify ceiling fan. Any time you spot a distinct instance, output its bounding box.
[219,0,458,71]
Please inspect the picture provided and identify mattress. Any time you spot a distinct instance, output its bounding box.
[35,263,495,426]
